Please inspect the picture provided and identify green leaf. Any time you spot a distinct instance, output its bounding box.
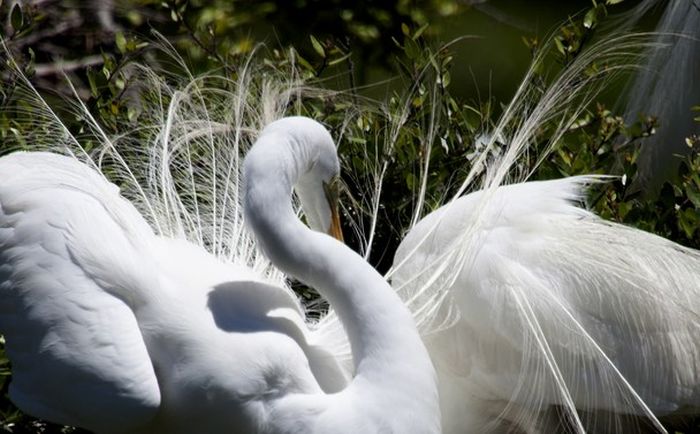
[115,32,127,54]
[404,37,420,59]
[348,136,367,145]
[10,3,23,32]
[328,52,352,66]
[293,48,315,72]
[127,107,139,122]
[413,23,429,40]
[618,201,633,219]
[678,208,699,238]
[406,172,418,190]
[583,8,596,29]
[87,67,99,97]
[557,148,572,167]
[309,35,325,58]
[401,23,410,36]
[687,188,700,209]
[554,37,566,55]
[605,0,624,4]
[440,71,451,87]
[24,47,35,76]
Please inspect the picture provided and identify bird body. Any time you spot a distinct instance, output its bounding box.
[0,151,324,433]
[0,118,441,434]
[392,176,700,432]
[0,151,161,433]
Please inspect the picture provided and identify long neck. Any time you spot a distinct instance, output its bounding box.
[244,131,439,427]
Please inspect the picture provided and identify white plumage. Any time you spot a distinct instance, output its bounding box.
[1,15,700,433]
[0,118,440,434]
[4,128,700,433]
[392,176,700,432]
[0,152,161,433]
[0,151,322,433]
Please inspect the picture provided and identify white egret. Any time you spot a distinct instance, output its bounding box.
[381,6,700,431]
[392,176,700,433]
[0,117,440,433]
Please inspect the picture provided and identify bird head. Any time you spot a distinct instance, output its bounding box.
[290,119,344,243]
[257,116,344,243]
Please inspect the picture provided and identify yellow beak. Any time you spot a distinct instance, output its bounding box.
[328,204,344,243]
[323,176,344,243]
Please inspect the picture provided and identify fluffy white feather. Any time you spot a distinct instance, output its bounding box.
[393,176,700,432]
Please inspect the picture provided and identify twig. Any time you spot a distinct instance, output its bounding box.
[175,8,233,76]
[341,36,358,103]
[33,55,105,77]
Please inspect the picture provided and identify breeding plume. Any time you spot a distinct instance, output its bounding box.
[392,176,700,433]
[621,0,700,189]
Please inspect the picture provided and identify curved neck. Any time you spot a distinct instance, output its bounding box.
[243,126,439,428]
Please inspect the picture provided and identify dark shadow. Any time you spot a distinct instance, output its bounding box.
[206,281,349,393]
[207,281,306,341]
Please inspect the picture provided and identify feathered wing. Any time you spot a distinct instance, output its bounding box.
[0,152,345,432]
[293,30,685,403]
[363,22,700,433]
[0,152,161,433]
[0,43,352,424]
[0,36,303,308]
[150,235,350,393]
[392,177,700,433]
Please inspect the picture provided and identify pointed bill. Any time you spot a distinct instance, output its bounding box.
[328,203,344,242]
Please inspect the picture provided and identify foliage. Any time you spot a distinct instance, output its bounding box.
[0,0,699,433]
[159,0,469,80]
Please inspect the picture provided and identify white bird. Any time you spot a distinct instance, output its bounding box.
[391,176,700,433]
[381,19,700,432]
[0,117,440,433]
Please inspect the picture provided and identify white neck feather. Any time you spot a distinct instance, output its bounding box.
[243,120,440,432]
